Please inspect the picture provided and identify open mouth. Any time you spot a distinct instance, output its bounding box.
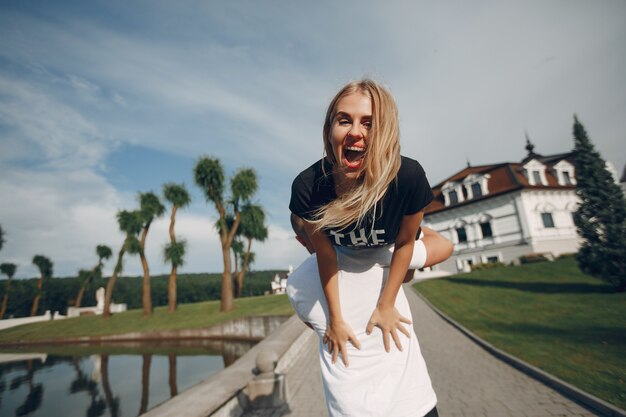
[343,145,366,168]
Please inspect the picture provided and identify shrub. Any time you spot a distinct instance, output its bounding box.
[472,261,506,271]
[519,253,553,264]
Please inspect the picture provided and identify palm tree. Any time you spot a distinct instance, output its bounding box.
[30,255,53,316]
[231,239,244,278]
[163,183,191,312]
[75,245,112,308]
[194,156,258,312]
[0,263,17,319]
[235,204,268,298]
[138,192,165,317]
[103,210,143,319]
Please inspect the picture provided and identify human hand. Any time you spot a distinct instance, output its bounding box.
[323,318,361,367]
[366,305,412,352]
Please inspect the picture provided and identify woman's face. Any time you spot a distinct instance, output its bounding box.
[329,92,372,181]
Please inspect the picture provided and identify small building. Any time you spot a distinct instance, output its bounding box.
[67,287,127,317]
[270,272,288,295]
[422,139,617,274]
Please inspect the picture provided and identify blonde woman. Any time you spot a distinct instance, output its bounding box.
[287,79,452,416]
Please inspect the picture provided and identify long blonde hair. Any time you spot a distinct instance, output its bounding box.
[313,79,401,233]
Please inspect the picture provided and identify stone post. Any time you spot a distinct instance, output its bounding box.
[240,350,286,410]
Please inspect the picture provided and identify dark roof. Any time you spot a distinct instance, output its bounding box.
[425,151,575,215]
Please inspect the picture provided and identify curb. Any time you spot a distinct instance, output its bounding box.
[0,315,290,347]
[411,287,626,417]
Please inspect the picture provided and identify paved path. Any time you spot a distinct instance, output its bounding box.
[243,285,597,417]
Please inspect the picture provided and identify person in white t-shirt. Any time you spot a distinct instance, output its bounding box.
[287,79,452,417]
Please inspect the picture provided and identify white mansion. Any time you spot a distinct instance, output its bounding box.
[422,140,622,274]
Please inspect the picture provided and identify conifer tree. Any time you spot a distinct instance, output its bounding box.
[572,115,626,291]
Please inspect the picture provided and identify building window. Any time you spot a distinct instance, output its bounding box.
[541,212,555,228]
[562,171,572,185]
[449,190,458,205]
[471,183,482,198]
[487,256,499,263]
[480,222,493,238]
[456,227,467,243]
[532,171,542,185]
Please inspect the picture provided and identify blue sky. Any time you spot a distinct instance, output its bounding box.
[1,0,625,278]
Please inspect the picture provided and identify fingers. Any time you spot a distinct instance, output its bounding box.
[399,314,412,325]
[366,320,374,335]
[391,329,403,352]
[349,332,361,350]
[383,330,390,352]
[325,335,352,367]
[340,342,349,367]
[398,322,411,339]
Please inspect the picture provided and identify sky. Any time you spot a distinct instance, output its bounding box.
[0,0,625,279]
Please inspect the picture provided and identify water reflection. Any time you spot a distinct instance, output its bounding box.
[0,339,256,417]
[101,355,120,417]
[167,354,177,398]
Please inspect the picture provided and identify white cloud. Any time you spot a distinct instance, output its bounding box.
[0,167,124,278]
[0,75,111,169]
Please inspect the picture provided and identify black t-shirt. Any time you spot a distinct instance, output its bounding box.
[289,156,434,248]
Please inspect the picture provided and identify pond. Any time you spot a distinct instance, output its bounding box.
[0,339,257,417]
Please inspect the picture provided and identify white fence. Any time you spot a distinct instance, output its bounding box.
[0,310,66,331]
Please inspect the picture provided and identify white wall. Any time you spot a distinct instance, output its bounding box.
[425,192,526,273]
[519,189,581,256]
[425,188,582,273]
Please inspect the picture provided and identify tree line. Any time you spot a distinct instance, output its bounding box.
[0,270,282,318]
[0,155,270,319]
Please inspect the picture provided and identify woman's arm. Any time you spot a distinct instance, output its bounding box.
[302,220,361,366]
[366,211,424,351]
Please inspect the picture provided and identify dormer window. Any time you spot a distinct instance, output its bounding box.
[553,160,577,186]
[462,173,490,200]
[532,171,542,185]
[442,181,465,206]
[523,159,548,186]
[471,182,482,198]
[449,190,459,205]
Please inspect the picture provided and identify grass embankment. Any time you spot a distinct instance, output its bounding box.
[0,294,292,343]
[414,257,626,410]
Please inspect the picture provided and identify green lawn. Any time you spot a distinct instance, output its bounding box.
[414,257,626,410]
[0,294,293,343]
